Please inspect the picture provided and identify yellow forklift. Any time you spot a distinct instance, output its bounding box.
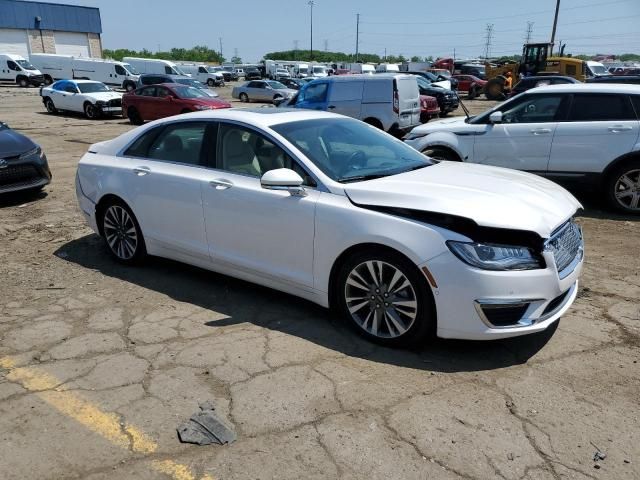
[484,42,587,100]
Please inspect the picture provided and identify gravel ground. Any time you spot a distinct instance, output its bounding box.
[0,83,639,480]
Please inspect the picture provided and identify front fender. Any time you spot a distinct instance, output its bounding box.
[405,131,472,161]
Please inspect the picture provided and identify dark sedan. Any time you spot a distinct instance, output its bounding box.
[244,68,262,80]
[586,75,640,85]
[0,121,51,194]
[279,78,305,90]
[415,76,458,115]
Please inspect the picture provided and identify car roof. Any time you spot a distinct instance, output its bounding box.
[56,79,102,85]
[528,83,640,94]
[518,75,578,82]
[170,108,343,128]
[139,73,185,79]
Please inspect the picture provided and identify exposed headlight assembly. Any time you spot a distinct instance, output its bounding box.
[19,146,42,159]
[194,105,213,110]
[447,241,543,271]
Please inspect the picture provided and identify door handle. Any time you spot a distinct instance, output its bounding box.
[133,166,151,176]
[209,179,234,190]
[327,105,336,109]
[608,125,633,132]
[530,128,551,135]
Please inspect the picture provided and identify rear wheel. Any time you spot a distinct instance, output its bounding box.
[124,82,136,92]
[17,77,29,88]
[43,75,53,86]
[422,146,460,162]
[207,79,215,87]
[84,103,99,120]
[335,249,435,348]
[127,107,143,125]
[239,92,249,103]
[606,161,640,213]
[485,78,505,100]
[100,200,146,264]
[364,118,384,130]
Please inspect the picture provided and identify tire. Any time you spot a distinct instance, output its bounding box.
[45,98,57,114]
[335,249,436,348]
[467,87,477,100]
[84,103,99,120]
[124,82,136,92]
[485,78,505,100]
[127,107,143,125]
[364,118,384,130]
[605,161,640,213]
[180,108,192,114]
[17,77,29,88]
[422,147,460,162]
[207,79,215,87]
[239,92,249,103]
[99,200,146,264]
[43,75,53,86]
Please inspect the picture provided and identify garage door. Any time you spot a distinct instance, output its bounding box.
[0,28,29,57]
[54,32,90,57]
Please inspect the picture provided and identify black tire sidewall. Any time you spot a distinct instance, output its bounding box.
[334,249,436,348]
[85,103,98,119]
[45,99,56,113]
[240,93,248,102]
[423,147,458,162]
[606,161,640,213]
[100,200,146,264]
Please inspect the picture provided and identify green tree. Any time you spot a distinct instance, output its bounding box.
[230,56,242,64]
[103,45,224,64]
[410,55,423,62]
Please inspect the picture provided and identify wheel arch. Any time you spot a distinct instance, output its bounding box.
[602,150,640,183]
[363,117,384,130]
[95,193,134,237]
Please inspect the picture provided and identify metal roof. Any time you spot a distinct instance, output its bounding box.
[0,0,102,34]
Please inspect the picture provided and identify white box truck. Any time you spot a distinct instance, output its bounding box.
[0,53,44,87]
[122,57,188,77]
[349,63,375,75]
[294,63,309,78]
[176,63,224,86]
[30,54,140,90]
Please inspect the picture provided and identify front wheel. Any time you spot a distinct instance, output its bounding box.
[100,201,146,264]
[606,161,640,213]
[84,103,99,120]
[239,92,249,103]
[207,79,215,87]
[422,147,460,162]
[127,107,143,125]
[335,250,435,348]
[45,98,57,114]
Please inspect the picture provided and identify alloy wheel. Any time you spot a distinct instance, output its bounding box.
[344,260,418,339]
[103,205,138,260]
[613,168,640,211]
[46,99,57,113]
[85,104,98,119]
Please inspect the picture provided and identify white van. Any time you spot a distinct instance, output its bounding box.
[294,63,309,78]
[176,63,224,86]
[376,63,400,73]
[30,54,139,90]
[291,74,421,134]
[586,61,610,77]
[0,54,44,87]
[310,65,328,78]
[122,57,188,77]
[350,63,375,75]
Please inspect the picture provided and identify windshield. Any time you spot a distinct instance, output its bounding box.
[208,67,222,72]
[313,66,326,73]
[267,81,287,89]
[299,67,308,73]
[122,63,139,75]
[590,65,608,75]
[272,118,432,182]
[416,76,433,89]
[171,65,187,75]
[422,71,438,81]
[435,70,451,78]
[172,85,208,99]
[16,59,37,71]
[177,78,204,89]
[78,82,110,93]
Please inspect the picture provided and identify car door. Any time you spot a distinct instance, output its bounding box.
[326,80,363,119]
[120,121,211,259]
[136,86,157,120]
[156,86,180,118]
[201,122,319,288]
[252,82,268,101]
[61,83,82,111]
[548,93,640,175]
[472,93,568,172]
[294,82,329,111]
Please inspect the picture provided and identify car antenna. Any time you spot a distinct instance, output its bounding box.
[455,91,471,121]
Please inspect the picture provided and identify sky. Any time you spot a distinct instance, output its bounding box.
[36,0,640,61]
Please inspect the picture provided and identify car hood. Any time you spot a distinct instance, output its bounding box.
[86,91,123,102]
[0,127,36,157]
[343,162,581,238]
[409,115,472,135]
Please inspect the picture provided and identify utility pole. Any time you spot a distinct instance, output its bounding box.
[294,40,299,61]
[525,21,534,44]
[355,13,360,62]
[219,37,223,60]
[324,39,328,52]
[483,24,494,60]
[234,48,239,63]
[550,0,561,54]
[384,47,387,61]
[308,0,315,61]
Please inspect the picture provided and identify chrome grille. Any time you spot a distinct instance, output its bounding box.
[546,221,583,276]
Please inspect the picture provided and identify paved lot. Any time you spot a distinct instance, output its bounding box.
[0,84,639,480]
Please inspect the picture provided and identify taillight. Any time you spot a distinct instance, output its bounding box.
[393,90,399,114]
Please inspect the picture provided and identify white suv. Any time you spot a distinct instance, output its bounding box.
[405,84,640,213]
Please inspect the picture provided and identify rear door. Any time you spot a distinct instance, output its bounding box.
[327,80,363,119]
[548,93,640,175]
[156,86,180,118]
[395,76,421,128]
[136,86,158,120]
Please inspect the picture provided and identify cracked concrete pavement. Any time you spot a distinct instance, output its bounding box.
[0,85,639,479]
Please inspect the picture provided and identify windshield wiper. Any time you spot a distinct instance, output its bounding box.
[339,163,430,183]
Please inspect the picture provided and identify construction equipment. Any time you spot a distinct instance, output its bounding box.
[484,42,587,100]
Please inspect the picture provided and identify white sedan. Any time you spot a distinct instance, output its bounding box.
[40,80,123,119]
[75,109,584,346]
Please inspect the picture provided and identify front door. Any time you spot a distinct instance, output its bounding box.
[201,122,319,288]
[473,93,568,172]
[121,121,211,258]
[294,82,329,111]
[548,93,640,175]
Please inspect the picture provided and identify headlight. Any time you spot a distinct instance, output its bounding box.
[194,105,212,110]
[447,241,543,271]
[19,146,42,159]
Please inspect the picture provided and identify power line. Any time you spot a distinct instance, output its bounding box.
[525,21,534,44]
[483,24,494,59]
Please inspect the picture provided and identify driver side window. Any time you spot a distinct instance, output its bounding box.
[501,95,565,123]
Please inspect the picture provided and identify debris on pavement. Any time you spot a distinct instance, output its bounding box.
[177,401,236,446]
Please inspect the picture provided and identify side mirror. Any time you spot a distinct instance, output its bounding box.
[261,168,306,196]
[489,111,503,124]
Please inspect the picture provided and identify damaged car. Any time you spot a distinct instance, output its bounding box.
[75,109,583,347]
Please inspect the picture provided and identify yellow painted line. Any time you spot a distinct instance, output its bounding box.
[1,357,215,480]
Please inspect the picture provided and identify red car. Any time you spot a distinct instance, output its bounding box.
[420,95,439,123]
[123,83,231,125]
[452,74,487,99]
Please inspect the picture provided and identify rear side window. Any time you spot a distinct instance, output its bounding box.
[630,96,640,119]
[147,122,208,165]
[124,126,163,158]
[569,94,635,121]
[140,86,156,97]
